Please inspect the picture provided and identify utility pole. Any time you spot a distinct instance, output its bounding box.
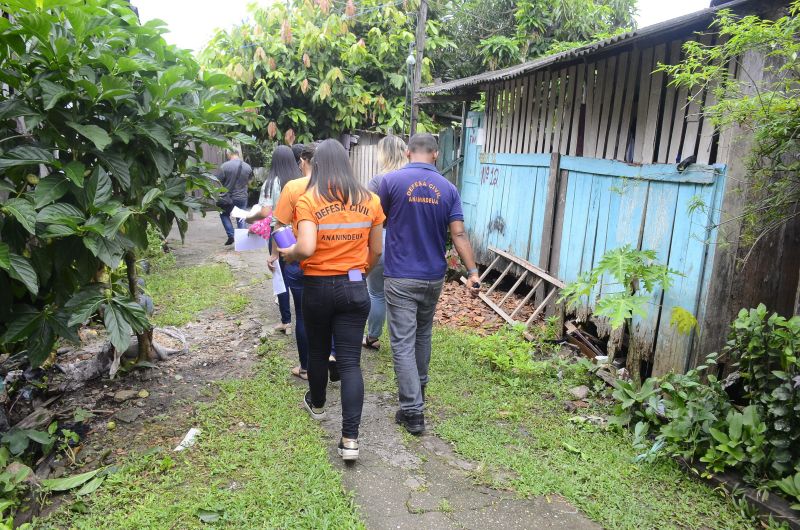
[409,0,427,137]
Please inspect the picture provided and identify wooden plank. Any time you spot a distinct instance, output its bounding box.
[560,65,578,155]
[489,88,499,154]
[616,47,640,161]
[595,55,618,158]
[536,70,551,152]
[542,70,558,153]
[604,52,628,159]
[504,79,517,153]
[633,46,654,163]
[569,64,585,156]
[525,72,541,153]
[551,70,564,154]
[697,36,726,164]
[680,35,713,162]
[485,261,514,295]
[480,256,501,281]
[499,271,529,308]
[510,279,542,319]
[539,152,562,271]
[657,40,683,163]
[713,58,738,163]
[668,81,689,164]
[523,73,538,153]
[582,60,599,158]
[511,78,523,153]
[641,42,666,164]
[588,58,608,158]
[525,288,559,326]
[489,246,565,288]
[556,68,571,153]
[492,85,502,154]
[548,169,570,282]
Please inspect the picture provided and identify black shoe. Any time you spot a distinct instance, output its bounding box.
[303,391,326,420]
[224,236,234,246]
[337,438,359,461]
[329,359,340,382]
[395,409,425,435]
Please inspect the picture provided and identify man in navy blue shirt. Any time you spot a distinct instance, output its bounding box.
[378,133,480,435]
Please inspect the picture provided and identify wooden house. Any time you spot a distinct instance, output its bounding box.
[418,0,799,379]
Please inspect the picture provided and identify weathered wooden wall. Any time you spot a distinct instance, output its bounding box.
[349,132,382,187]
[483,34,722,166]
[461,111,728,378]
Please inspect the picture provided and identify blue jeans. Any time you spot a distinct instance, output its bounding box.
[268,239,292,325]
[365,230,386,340]
[284,261,309,370]
[220,198,247,239]
[385,277,444,414]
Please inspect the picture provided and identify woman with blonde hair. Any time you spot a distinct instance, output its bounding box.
[362,135,408,350]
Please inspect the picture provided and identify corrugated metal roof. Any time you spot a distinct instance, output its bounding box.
[419,0,757,94]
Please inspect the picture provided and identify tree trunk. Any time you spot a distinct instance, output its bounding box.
[124,251,153,363]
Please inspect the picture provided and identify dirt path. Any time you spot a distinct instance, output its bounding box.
[173,215,600,530]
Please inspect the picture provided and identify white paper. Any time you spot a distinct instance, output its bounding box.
[272,260,287,296]
[230,205,260,219]
[174,428,201,452]
[475,128,486,146]
[234,228,268,251]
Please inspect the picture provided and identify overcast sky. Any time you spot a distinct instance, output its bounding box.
[134,0,713,54]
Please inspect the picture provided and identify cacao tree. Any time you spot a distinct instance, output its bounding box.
[0,0,258,366]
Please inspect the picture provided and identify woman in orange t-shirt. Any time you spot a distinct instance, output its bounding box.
[280,139,384,461]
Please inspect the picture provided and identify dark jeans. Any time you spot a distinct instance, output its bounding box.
[284,261,308,370]
[220,198,247,239]
[303,275,370,439]
[269,239,291,325]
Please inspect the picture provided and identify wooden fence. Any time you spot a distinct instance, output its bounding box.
[483,34,723,166]
[461,111,727,378]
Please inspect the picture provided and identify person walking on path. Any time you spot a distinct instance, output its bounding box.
[246,145,302,337]
[378,133,480,435]
[266,144,314,380]
[217,150,252,246]
[363,135,408,350]
[280,139,384,461]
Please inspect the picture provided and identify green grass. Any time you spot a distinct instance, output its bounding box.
[146,264,248,326]
[40,354,364,529]
[405,326,755,530]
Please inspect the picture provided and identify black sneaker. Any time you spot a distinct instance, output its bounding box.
[395,409,425,435]
[224,236,234,246]
[337,438,359,461]
[303,391,326,420]
[328,359,340,382]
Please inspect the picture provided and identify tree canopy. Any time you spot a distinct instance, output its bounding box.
[199,0,637,144]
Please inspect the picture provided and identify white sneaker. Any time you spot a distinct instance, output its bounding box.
[338,438,359,461]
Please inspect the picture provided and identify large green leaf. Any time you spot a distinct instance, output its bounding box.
[63,160,86,187]
[150,150,174,178]
[138,122,172,150]
[595,293,649,330]
[85,166,112,206]
[0,242,9,271]
[0,145,57,170]
[141,188,161,208]
[27,315,55,367]
[103,301,132,353]
[42,468,101,492]
[0,98,38,121]
[83,233,124,268]
[67,121,112,151]
[37,203,84,225]
[33,174,70,208]
[0,308,40,343]
[112,298,150,332]
[8,253,38,295]
[1,197,36,234]
[65,285,106,327]
[100,151,131,188]
[103,208,132,238]
[40,79,70,110]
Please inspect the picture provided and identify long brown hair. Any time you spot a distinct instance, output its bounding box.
[308,139,369,205]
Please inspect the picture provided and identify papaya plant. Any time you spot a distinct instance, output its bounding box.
[559,245,696,345]
[0,0,258,365]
